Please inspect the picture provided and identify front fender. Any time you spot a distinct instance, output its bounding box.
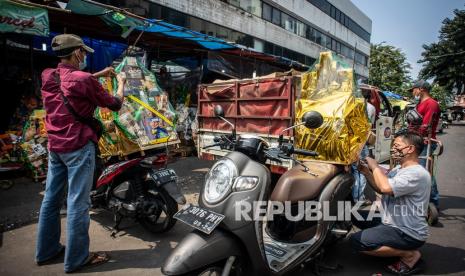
[162,229,242,275]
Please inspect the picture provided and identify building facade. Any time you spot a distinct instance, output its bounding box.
[104,0,372,79]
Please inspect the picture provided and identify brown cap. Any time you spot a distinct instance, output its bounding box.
[51,34,94,57]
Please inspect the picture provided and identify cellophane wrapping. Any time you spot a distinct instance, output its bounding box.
[295,52,370,164]
[97,56,178,157]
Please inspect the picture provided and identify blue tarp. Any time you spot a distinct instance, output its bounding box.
[136,20,235,50]
[33,32,127,71]
[382,91,403,100]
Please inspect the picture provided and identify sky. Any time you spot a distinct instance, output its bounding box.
[351,0,465,79]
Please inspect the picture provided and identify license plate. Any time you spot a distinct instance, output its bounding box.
[151,169,176,185]
[174,204,225,234]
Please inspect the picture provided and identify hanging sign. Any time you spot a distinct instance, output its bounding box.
[0,0,49,37]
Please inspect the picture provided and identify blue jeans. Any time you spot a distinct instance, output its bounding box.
[352,146,369,201]
[419,143,439,207]
[36,141,95,272]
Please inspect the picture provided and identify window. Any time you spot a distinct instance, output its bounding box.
[296,21,306,37]
[253,38,264,52]
[272,7,281,25]
[355,51,367,65]
[330,5,336,18]
[320,33,327,48]
[307,0,371,42]
[314,29,322,45]
[281,13,296,33]
[217,26,230,40]
[331,39,337,51]
[341,44,349,57]
[347,48,354,59]
[335,9,341,23]
[308,0,330,13]
[274,45,283,56]
[240,0,262,17]
[306,27,315,41]
[264,41,274,55]
[262,2,272,21]
[325,36,332,49]
[336,41,341,53]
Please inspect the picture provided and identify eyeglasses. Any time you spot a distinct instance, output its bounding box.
[392,144,412,151]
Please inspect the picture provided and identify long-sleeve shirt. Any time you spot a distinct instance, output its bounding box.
[41,63,122,152]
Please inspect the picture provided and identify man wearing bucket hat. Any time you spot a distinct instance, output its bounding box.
[409,80,440,208]
[35,34,125,273]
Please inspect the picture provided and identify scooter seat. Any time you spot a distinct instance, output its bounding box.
[270,162,342,203]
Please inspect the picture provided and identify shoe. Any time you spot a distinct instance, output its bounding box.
[385,259,425,275]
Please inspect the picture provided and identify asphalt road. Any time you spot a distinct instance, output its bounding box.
[1,125,464,276]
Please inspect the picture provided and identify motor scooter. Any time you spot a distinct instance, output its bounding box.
[162,106,356,275]
[91,148,186,234]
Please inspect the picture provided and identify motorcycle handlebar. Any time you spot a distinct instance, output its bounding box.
[293,148,319,157]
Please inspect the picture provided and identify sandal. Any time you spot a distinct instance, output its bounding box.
[67,252,110,273]
[385,259,425,275]
[37,246,65,266]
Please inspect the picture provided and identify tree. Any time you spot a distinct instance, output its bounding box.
[430,84,451,111]
[368,43,412,94]
[419,8,465,94]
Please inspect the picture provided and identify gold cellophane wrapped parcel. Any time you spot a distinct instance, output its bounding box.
[295,52,370,165]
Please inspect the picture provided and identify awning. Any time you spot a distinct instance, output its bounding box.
[137,19,235,51]
[0,0,49,37]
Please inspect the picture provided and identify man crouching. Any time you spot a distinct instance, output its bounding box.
[352,131,431,275]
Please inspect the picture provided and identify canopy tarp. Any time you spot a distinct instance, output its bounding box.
[138,20,235,51]
[382,91,403,100]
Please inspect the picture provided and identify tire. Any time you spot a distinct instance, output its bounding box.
[139,187,178,233]
[427,202,439,226]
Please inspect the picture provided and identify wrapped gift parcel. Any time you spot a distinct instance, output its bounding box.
[21,109,48,180]
[97,56,178,157]
[295,52,370,165]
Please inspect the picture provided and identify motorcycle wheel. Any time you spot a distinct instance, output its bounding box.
[427,202,439,226]
[139,187,178,233]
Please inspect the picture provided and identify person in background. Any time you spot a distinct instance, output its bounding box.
[352,90,376,203]
[353,131,431,275]
[409,80,440,208]
[35,34,125,273]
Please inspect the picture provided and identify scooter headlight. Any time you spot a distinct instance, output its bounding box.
[204,159,237,204]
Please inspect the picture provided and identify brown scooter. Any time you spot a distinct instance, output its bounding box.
[162,107,355,275]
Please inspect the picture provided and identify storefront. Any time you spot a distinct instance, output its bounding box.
[0,0,307,181]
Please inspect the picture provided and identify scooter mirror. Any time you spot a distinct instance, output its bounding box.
[214,105,225,118]
[302,111,324,129]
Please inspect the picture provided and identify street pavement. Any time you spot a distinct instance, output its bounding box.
[1,125,465,275]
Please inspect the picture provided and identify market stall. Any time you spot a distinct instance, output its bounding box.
[1,0,309,181]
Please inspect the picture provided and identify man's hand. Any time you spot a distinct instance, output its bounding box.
[116,73,126,85]
[365,157,379,171]
[357,160,371,176]
[115,73,126,100]
[93,67,116,78]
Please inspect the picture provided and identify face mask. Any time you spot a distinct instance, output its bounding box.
[75,50,87,70]
[414,95,421,101]
[390,145,410,161]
